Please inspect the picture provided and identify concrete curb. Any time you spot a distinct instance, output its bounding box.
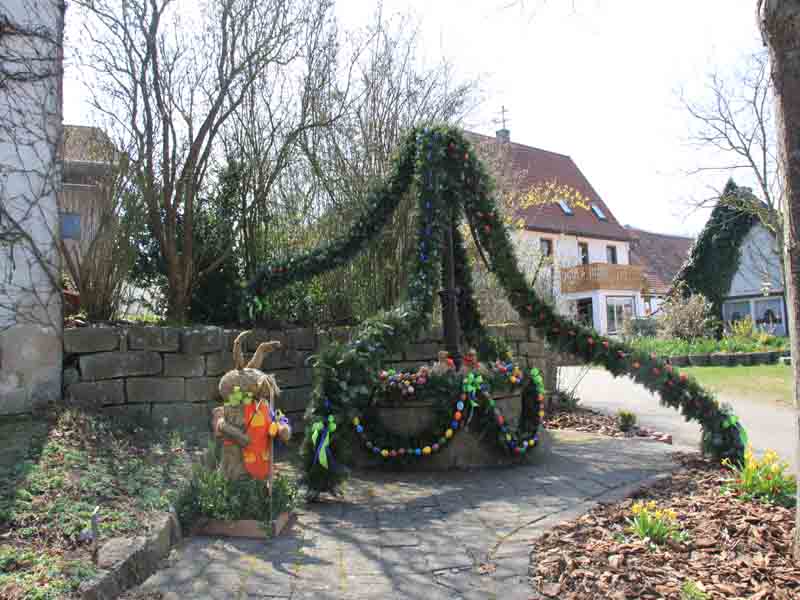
[79,509,182,600]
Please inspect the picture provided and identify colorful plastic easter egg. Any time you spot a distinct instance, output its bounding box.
[422,446,431,455]
[454,411,462,421]
[432,443,440,452]
[398,448,406,455]
[497,415,505,426]
[445,428,453,439]
[356,425,364,433]
[456,401,464,411]
[353,417,360,426]
[381,449,389,458]
[451,420,459,429]
[415,448,422,456]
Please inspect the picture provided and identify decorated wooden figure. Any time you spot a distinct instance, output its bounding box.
[211,331,292,481]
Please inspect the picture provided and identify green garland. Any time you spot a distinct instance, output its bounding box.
[248,126,747,496]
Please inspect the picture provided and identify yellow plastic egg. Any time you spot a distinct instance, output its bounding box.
[510,377,517,384]
[539,410,545,418]
[269,422,279,437]
[445,428,454,439]
[353,417,360,426]
[422,446,432,455]
[381,449,389,458]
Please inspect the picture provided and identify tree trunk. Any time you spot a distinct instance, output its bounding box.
[759,0,800,562]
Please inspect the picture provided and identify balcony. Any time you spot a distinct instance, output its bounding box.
[560,262,646,294]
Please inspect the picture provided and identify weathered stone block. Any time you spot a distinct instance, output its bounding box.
[186,377,220,403]
[205,352,234,376]
[278,386,311,413]
[63,367,80,386]
[273,367,312,389]
[518,341,545,357]
[261,348,309,371]
[64,327,119,354]
[127,377,184,404]
[499,324,528,341]
[127,327,180,352]
[287,327,316,350]
[67,380,125,406]
[0,387,28,415]
[163,354,205,377]
[80,351,162,381]
[152,403,209,428]
[181,327,223,354]
[405,343,440,362]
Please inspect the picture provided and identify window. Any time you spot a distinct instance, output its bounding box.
[558,199,574,215]
[539,238,553,257]
[606,245,618,264]
[754,297,786,336]
[606,296,634,334]
[722,300,750,324]
[60,212,81,241]
[578,242,589,265]
[591,203,607,220]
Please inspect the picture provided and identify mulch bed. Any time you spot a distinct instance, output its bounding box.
[545,408,673,445]
[529,453,799,599]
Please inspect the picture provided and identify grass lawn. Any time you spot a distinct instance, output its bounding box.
[683,364,792,405]
[0,409,206,600]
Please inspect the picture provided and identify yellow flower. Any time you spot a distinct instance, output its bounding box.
[647,500,657,511]
[771,463,781,474]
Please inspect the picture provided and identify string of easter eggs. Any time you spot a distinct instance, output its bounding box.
[351,366,546,459]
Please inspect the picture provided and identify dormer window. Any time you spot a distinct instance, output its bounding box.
[591,204,607,220]
[558,199,574,215]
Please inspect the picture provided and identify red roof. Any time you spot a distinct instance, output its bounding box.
[627,227,693,295]
[467,131,631,242]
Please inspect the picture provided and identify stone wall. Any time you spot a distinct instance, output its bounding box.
[63,324,556,430]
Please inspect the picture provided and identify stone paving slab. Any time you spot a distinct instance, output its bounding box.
[124,430,676,600]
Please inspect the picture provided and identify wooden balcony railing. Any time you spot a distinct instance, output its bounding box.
[560,263,646,294]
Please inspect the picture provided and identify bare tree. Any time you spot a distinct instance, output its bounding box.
[0,0,65,411]
[758,0,800,562]
[74,0,339,321]
[682,51,781,232]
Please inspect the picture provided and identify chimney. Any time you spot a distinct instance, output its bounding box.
[496,128,510,143]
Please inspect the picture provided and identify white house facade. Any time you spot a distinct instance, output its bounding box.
[721,223,787,336]
[0,0,64,414]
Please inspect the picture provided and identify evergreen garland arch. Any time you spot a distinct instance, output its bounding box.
[248,126,747,495]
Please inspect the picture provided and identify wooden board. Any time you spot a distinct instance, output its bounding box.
[194,512,292,538]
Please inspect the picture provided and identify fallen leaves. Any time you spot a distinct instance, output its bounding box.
[529,453,800,600]
[544,409,672,445]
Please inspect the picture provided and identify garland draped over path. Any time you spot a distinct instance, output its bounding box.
[249,126,747,495]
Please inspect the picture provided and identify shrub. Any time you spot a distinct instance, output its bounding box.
[680,580,710,600]
[617,410,637,432]
[657,283,719,341]
[723,446,796,507]
[626,500,687,545]
[622,316,658,338]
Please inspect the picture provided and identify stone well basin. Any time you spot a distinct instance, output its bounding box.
[353,392,549,470]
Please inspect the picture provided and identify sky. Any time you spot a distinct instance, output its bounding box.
[63,0,765,238]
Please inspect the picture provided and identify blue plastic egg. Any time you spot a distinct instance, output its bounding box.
[456,401,464,411]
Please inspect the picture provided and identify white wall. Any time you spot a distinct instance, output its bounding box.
[0,0,64,414]
[514,230,630,268]
[728,223,784,297]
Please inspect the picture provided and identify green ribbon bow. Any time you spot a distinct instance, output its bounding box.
[530,368,544,389]
[311,415,337,469]
[722,413,748,448]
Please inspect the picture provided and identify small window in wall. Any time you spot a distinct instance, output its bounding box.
[60,212,81,241]
[606,245,618,264]
[591,203,607,220]
[579,242,589,265]
[722,300,750,324]
[558,199,574,215]
[540,238,553,257]
[754,297,786,336]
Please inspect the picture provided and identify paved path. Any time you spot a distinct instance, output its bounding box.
[560,366,798,469]
[127,430,675,600]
